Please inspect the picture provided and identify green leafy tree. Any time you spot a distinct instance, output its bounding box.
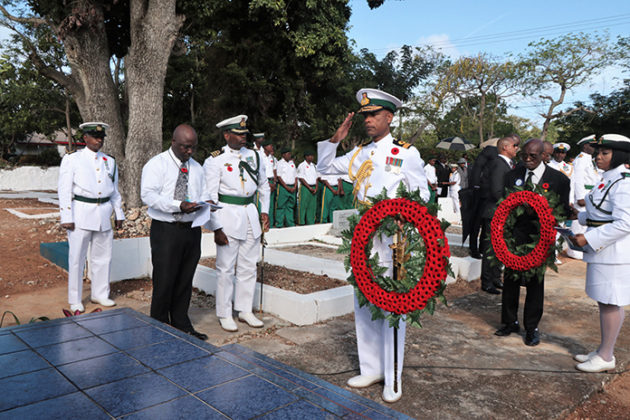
[519,32,614,140]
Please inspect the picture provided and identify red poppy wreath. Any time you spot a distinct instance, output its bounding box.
[349,197,450,316]
[490,190,556,271]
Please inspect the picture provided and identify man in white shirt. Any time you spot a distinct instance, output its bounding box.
[141,124,217,341]
[275,149,297,227]
[262,139,278,227]
[297,151,319,225]
[205,115,270,332]
[58,122,124,313]
[424,157,438,203]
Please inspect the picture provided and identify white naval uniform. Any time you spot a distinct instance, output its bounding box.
[58,148,125,305]
[317,133,430,387]
[578,165,630,306]
[448,170,461,214]
[424,163,437,186]
[568,152,603,259]
[205,147,270,318]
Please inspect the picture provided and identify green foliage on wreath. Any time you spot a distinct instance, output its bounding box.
[488,183,568,283]
[337,183,452,329]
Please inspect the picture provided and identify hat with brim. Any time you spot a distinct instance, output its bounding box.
[281,148,291,154]
[577,134,596,145]
[262,139,273,147]
[593,134,630,152]
[356,88,402,114]
[553,142,570,152]
[216,115,249,134]
[304,150,315,157]
[253,133,265,139]
[457,158,467,164]
[80,122,109,137]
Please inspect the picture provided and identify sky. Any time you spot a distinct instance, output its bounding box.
[347,0,630,125]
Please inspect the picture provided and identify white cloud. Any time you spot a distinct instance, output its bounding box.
[415,34,461,59]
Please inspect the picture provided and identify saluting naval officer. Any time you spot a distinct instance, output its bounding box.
[317,88,430,403]
[205,115,270,332]
[141,124,216,341]
[58,122,124,313]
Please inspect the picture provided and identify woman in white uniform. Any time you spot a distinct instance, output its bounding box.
[570,134,630,373]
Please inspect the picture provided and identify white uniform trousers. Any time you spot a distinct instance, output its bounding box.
[567,205,586,259]
[354,237,406,387]
[67,227,113,305]
[215,224,260,318]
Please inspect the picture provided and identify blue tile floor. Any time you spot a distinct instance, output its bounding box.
[0,308,411,419]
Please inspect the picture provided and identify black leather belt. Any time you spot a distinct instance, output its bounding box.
[586,219,612,227]
[73,195,110,204]
[155,220,193,228]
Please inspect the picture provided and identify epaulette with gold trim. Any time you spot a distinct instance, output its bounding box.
[210,149,223,158]
[393,138,411,149]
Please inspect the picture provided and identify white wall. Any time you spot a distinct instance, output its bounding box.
[0,166,59,191]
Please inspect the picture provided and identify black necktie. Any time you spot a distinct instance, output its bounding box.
[525,171,534,190]
[510,160,515,169]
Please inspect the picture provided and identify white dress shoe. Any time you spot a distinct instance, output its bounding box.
[574,351,598,363]
[219,317,238,332]
[347,374,384,388]
[90,297,116,307]
[382,383,403,403]
[70,303,85,313]
[576,355,615,372]
[238,312,264,328]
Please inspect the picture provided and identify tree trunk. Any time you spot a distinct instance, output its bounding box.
[478,93,486,142]
[123,0,184,207]
[60,3,125,160]
[65,94,73,152]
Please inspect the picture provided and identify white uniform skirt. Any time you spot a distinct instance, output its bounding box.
[586,263,630,306]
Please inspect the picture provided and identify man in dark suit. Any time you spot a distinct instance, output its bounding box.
[479,137,520,294]
[494,139,571,346]
[435,154,451,198]
[467,145,498,258]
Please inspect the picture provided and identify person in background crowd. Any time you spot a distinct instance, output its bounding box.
[262,139,278,228]
[456,157,469,189]
[297,151,318,225]
[570,134,630,373]
[318,174,342,223]
[275,149,297,227]
[58,122,124,313]
[479,136,520,295]
[424,157,438,203]
[468,143,498,259]
[448,164,461,216]
[542,141,554,164]
[435,154,451,198]
[568,135,603,259]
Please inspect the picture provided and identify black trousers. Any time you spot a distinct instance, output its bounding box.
[501,269,545,332]
[149,220,201,332]
[480,217,502,288]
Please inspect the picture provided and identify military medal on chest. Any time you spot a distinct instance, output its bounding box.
[385,156,403,174]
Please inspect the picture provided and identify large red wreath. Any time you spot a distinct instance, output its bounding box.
[350,198,450,314]
[490,190,557,271]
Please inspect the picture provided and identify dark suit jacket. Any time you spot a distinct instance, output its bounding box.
[470,146,498,188]
[480,156,512,219]
[503,165,571,245]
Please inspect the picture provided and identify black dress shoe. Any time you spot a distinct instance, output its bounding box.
[525,329,540,346]
[494,323,520,336]
[481,286,501,295]
[470,252,482,259]
[187,329,208,341]
[493,282,504,290]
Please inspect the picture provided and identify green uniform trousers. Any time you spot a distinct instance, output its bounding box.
[275,184,296,227]
[298,184,317,225]
[340,180,354,209]
[318,185,336,223]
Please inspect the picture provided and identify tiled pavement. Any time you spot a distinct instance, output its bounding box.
[0,308,410,419]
